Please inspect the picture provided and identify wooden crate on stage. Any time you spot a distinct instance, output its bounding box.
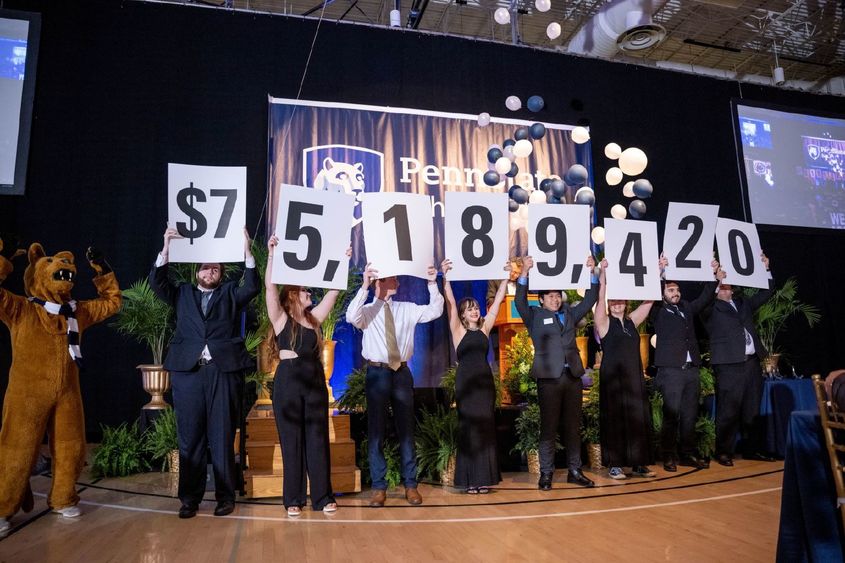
[242,407,361,498]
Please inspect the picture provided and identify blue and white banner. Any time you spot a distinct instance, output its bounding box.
[267,97,593,268]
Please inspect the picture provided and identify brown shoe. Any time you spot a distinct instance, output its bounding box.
[369,489,387,507]
[405,487,423,505]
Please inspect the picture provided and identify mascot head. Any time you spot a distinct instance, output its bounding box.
[24,243,76,303]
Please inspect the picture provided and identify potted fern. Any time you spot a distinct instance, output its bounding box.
[91,422,149,478]
[415,405,459,486]
[581,374,602,469]
[511,403,554,474]
[144,407,179,473]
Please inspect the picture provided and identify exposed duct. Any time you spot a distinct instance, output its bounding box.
[567,0,669,58]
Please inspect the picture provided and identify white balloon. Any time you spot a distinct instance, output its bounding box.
[494,156,511,175]
[591,226,606,245]
[529,189,547,204]
[622,180,635,198]
[477,112,491,127]
[513,139,533,158]
[605,167,623,186]
[604,142,622,160]
[650,334,657,348]
[576,288,586,298]
[518,203,530,220]
[535,0,551,12]
[503,145,516,161]
[618,147,648,176]
[610,204,627,220]
[571,126,590,144]
[494,7,511,25]
[505,95,521,111]
[546,22,561,40]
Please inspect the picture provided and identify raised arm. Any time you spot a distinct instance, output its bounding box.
[415,264,445,323]
[310,246,352,323]
[235,228,260,308]
[482,261,512,334]
[747,252,775,311]
[264,235,288,334]
[594,258,610,339]
[514,256,533,326]
[570,255,598,321]
[689,258,722,315]
[149,227,181,307]
[345,263,381,329]
[440,259,462,336]
[629,301,655,329]
[78,246,122,326]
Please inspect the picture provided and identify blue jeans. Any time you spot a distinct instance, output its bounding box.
[365,365,417,490]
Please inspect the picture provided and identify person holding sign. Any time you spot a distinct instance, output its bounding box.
[150,227,259,519]
[441,258,511,494]
[595,259,656,480]
[345,264,444,507]
[265,236,350,516]
[650,255,724,472]
[702,252,775,467]
[516,254,598,489]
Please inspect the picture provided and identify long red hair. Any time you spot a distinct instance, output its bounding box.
[280,285,323,351]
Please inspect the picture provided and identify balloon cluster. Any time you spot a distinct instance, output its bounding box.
[493,0,563,43]
[602,142,653,221]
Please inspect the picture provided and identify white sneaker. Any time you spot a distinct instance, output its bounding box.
[608,467,627,480]
[53,505,81,518]
[0,517,10,535]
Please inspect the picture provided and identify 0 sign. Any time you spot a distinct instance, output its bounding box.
[715,218,769,289]
[271,184,354,289]
[443,192,509,281]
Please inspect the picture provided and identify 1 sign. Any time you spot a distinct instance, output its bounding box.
[361,192,434,278]
[663,202,719,282]
[527,204,591,291]
[715,218,769,289]
[443,192,509,281]
[271,184,354,289]
[167,163,247,263]
[604,219,661,300]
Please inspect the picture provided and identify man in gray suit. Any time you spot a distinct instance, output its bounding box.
[515,255,598,489]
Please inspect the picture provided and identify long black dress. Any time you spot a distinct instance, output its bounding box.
[599,316,652,468]
[454,329,501,488]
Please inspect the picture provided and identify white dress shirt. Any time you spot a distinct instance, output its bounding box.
[345,283,444,363]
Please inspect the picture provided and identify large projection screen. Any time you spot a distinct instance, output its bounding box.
[0,10,40,196]
[733,101,845,231]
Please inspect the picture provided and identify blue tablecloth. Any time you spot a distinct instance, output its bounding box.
[776,410,845,562]
[761,379,818,457]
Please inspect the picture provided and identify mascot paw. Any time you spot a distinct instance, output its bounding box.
[86,246,112,275]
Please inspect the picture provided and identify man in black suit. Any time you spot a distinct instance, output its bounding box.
[515,255,598,489]
[702,253,774,466]
[651,257,723,471]
[150,227,259,519]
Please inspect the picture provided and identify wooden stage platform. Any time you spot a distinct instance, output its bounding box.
[0,459,783,562]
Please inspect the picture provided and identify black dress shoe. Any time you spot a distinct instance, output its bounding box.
[178,503,198,519]
[538,471,554,491]
[679,455,707,469]
[716,454,734,467]
[663,458,677,472]
[744,452,776,462]
[566,469,595,488]
[214,500,235,516]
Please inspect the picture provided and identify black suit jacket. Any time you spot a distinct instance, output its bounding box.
[150,263,260,373]
[515,281,598,379]
[649,281,717,368]
[703,276,774,365]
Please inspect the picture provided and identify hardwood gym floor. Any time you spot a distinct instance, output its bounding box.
[0,461,783,562]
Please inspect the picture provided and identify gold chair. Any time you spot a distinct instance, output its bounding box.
[812,373,845,534]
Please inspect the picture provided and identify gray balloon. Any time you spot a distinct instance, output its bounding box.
[511,186,529,204]
[547,193,561,204]
[633,179,653,199]
[566,164,589,186]
[629,199,647,218]
[508,199,520,212]
[574,189,595,206]
[550,179,566,199]
[483,170,501,186]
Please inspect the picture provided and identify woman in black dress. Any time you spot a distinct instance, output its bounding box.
[595,258,656,480]
[440,259,510,493]
[265,236,349,516]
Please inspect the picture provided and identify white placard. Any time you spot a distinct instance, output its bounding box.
[604,218,662,300]
[527,204,591,291]
[663,202,720,282]
[271,184,354,289]
[361,192,434,278]
[444,192,509,281]
[167,163,247,263]
[715,218,769,289]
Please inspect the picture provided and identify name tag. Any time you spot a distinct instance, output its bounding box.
[543,318,554,325]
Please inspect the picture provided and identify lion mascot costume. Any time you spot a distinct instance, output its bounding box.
[0,236,121,534]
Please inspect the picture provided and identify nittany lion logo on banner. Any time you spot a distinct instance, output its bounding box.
[807,144,820,160]
[303,144,385,225]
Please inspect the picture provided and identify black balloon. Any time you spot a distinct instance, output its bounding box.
[487,148,503,163]
[529,123,546,140]
[629,199,647,218]
[512,187,529,204]
[550,179,566,199]
[547,193,560,204]
[539,178,553,192]
[514,127,530,141]
[483,170,501,186]
[506,162,519,177]
[503,138,516,148]
[508,199,520,212]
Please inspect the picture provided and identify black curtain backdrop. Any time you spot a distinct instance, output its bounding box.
[1,0,843,439]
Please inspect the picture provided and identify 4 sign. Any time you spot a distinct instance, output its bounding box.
[604,219,661,300]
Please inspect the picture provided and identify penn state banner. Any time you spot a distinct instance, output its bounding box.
[266,97,593,388]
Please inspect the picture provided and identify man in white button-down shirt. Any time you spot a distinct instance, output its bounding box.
[346,262,443,507]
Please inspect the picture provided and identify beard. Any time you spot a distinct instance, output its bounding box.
[197,277,222,290]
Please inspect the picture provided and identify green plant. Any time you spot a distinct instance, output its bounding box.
[91,422,149,478]
[581,374,601,444]
[695,415,716,459]
[143,408,179,471]
[440,365,457,406]
[511,403,561,455]
[565,290,594,337]
[415,406,459,482]
[245,370,273,397]
[740,277,821,356]
[336,367,367,412]
[627,300,651,334]
[358,438,402,489]
[699,365,715,399]
[649,390,664,434]
[504,331,537,402]
[312,269,362,342]
[112,279,174,364]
